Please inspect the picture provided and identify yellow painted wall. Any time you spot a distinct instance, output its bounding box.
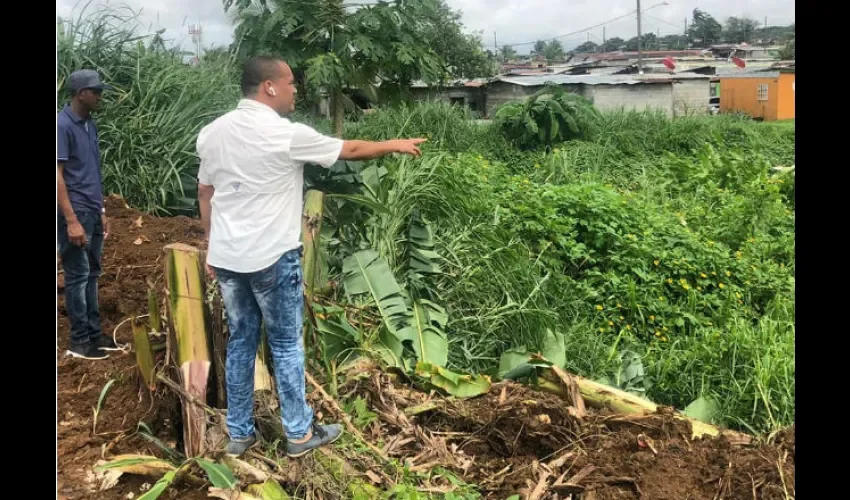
[719,77,778,120]
[777,73,795,120]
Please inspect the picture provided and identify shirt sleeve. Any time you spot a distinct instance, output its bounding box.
[290,124,344,168]
[196,131,212,185]
[57,121,70,162]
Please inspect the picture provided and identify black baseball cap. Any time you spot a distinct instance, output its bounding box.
[68,69,114,91]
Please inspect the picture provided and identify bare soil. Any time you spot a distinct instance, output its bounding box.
[57,196,795,500]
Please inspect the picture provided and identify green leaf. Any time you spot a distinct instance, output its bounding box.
[376,328,405,369]
[415,362,490,398]
[316,315,360,363]
[245,478,291,499]
[342,250,411,341]
[409,299,448,366]
[683,396,721,424]
[540,329,566,368]
[95,455,175,474]
[326,193,391,215]
[195,458,236,489]
[137,470,176,500]
[498,349,533,378]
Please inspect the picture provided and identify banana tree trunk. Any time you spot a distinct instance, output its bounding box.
[330,89,345,137]
[537,369,751,443]
[163,243,212,457]
[301,190,325,300]
[132,317,155,391]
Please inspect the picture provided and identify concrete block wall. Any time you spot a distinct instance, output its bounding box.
[587,84,674,116]
[672,79,711,116]
[485,83,585,117]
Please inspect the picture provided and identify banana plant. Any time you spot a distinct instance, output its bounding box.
[339,211,489,398]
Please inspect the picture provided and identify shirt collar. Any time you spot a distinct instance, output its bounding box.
[236,98,281,117]
[63,104,86,124]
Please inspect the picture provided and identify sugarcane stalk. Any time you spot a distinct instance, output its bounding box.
[163,243,212,457]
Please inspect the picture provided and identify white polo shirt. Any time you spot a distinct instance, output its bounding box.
[196,99,343,273]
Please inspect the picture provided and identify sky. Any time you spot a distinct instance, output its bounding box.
[56,0,795,54]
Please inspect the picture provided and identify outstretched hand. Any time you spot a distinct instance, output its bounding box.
[394,138,427,157]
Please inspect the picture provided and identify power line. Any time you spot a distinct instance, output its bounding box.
[497,1,669,48]
[641,12,685,30]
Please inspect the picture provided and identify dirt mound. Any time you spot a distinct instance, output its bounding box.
[57,197,795,499]
[57,196,206,500]
[348,371,795,500]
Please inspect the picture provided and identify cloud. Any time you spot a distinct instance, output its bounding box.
[57,0,795,54]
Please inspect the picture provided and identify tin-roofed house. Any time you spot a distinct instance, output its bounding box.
[717,67,795,120]
[486,73,712,118]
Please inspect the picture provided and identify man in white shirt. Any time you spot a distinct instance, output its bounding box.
[196,56,425,458]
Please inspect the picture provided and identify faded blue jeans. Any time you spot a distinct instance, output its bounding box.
[57,210,104,348]
[213,247,314,442]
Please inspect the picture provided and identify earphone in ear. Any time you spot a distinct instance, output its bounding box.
[269,87,277,96]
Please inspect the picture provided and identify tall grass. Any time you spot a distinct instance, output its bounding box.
[57,3,240,214]
[335,102,794,434]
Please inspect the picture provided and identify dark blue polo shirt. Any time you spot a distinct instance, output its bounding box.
[57,104,104,215]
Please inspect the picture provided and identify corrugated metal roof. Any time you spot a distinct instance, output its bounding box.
[493,72,710,87]
[717,71,781,79]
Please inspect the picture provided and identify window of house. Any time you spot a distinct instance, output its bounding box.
[757,84,768,101]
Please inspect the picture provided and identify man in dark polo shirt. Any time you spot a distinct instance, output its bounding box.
[57,69,119,360]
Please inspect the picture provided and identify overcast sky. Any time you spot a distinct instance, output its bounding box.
[56,0,795,54]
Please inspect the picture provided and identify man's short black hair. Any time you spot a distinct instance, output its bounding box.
[241,56,286,96]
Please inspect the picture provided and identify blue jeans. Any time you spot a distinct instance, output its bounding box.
[58,211,104,348]
[213,247,314,441]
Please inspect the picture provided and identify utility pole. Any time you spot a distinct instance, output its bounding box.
[603,26,607,51]
[684,18,688,49]
[636,0,643,74]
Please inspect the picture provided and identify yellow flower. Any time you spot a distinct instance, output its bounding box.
[595,305,603,311]
[659,296,665,301]
[682,284,691,290]
[553,148,560,153]
[679,278,688,286]
[654,331,661,336]
[700,273,707,279]
[482,175,488,181]
[626,324,632,330]
[534,163,541,168]
[649,315,655,321]
[608,321,614,326]
[663,326,668,331]
[654,259,660,266]
[599,328,605,333]
[697,286,703,291]
[617,303,622,308]
[667,278,673,284]
[661,336,668,342]
[711,271,717,276]
[718,283,725,289]
[619,316,625,321]
[725,271,731,277]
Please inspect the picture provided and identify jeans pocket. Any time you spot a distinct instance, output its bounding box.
[250,261,279,293]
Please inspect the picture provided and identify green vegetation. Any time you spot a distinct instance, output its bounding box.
[58,6,794,436]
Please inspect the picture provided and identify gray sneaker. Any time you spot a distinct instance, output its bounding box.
[286,423,343,458]
[226,435,258,457]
